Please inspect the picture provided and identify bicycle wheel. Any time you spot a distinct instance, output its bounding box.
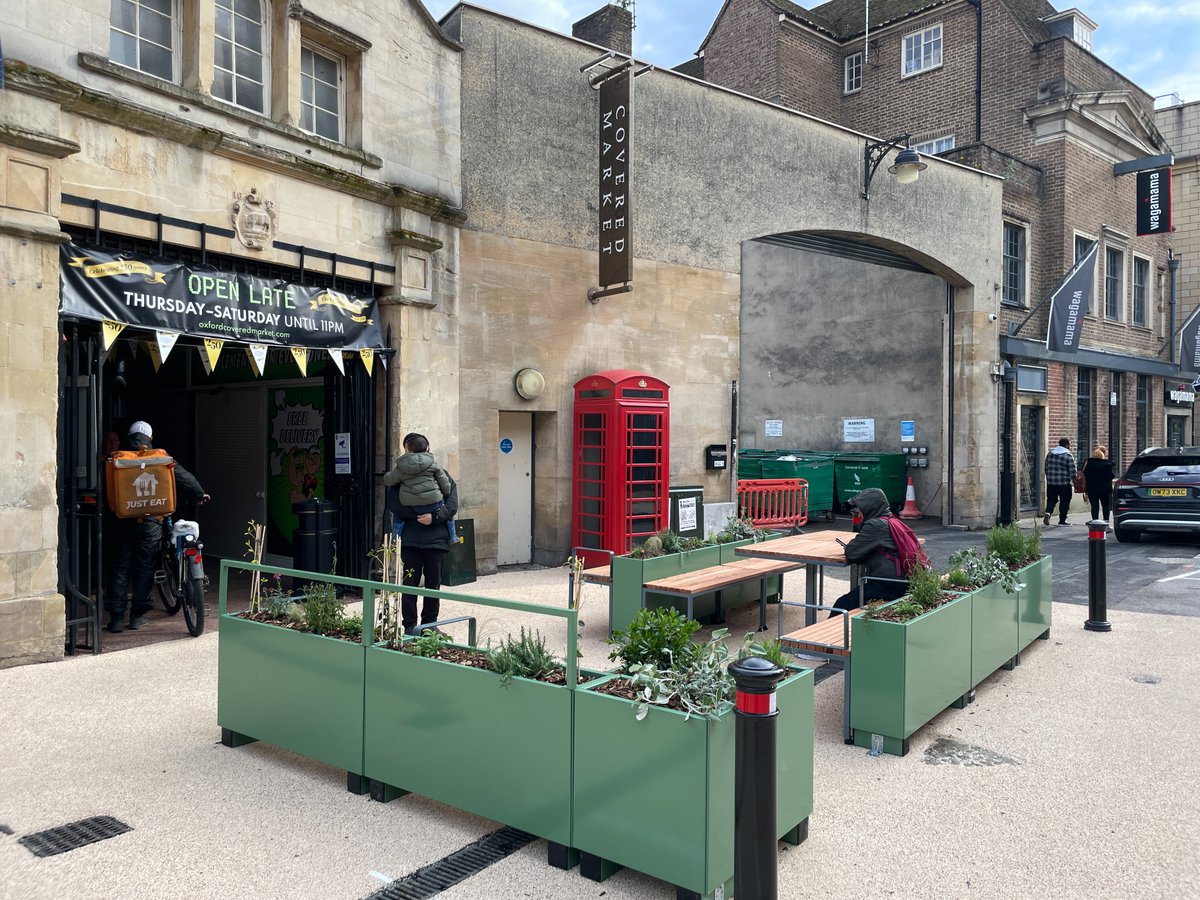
[183,576,205,637]
[156,547,182,614]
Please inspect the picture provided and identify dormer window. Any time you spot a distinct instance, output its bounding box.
[1042,9,1097,52]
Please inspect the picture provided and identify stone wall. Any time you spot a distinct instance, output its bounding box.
[450,4,1004,564]
[0,135,71,667]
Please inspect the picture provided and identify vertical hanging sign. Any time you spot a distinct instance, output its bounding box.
[598,68,632,290]
[1135,167,1171,236]
[1179,306,1200,374]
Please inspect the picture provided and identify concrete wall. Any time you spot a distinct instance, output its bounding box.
[739,242,946,508]
[449,5,1004,570]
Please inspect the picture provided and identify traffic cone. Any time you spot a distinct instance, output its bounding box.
[899,477,922,519]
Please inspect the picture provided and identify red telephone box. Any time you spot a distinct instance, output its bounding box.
[572,370,670,565]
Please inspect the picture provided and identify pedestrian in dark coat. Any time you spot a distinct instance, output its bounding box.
[1081,446,1117,525]
[390,433,459,635]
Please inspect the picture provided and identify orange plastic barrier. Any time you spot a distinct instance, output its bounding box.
[737,478,809,529]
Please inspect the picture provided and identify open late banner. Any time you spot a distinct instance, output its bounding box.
[59,242,385,352]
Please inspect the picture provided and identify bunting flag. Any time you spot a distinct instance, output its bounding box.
[101,319,126,351]
[246,343,268,376]
[328,348,345,375]
[201,338,224,375]
[145,339,164,372]
[290,347,309,377]
[1046,241,1098,354]
[154,330,180,364]
[379,353,388,372]
[359,348,374,376]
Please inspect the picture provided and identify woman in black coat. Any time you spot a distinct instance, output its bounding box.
[1081,446,1117,525]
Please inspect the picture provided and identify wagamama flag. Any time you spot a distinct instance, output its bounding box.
[1046,242,1098,353]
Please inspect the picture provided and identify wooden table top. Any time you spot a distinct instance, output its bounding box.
[734,533,849,565]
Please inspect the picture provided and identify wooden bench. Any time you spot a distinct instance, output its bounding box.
[779,606,864,744]
[641,558,796,631]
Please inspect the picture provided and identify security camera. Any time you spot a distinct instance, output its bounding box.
[987,313,999,322]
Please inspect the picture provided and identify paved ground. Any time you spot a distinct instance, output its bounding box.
[4,516,1199,899]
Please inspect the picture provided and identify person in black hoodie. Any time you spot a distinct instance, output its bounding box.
[829,488,908,615]
[1081,445,1117,527]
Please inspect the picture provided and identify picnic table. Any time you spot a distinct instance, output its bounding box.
[734,532,853,628]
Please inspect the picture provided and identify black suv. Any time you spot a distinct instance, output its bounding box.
[1113,446,1200,543]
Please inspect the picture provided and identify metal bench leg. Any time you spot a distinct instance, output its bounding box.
[805,564,818,626]
[843,656,854,745]
[758,579,768,632]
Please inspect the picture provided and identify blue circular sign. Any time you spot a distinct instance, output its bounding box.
[500,438,513,454]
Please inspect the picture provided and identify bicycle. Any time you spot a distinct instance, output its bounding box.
[155,516,207,636]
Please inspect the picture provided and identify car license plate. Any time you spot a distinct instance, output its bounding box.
[1148,488,1188,497]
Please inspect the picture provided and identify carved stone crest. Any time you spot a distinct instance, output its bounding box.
[232,187,277,251]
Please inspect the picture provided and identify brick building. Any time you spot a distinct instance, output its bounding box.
[1157,98,1200,447]
[692,0,1183,518]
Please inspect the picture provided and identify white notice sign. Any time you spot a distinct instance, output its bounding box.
[334,432,351,474]
[678,497,697,531]
[843,418,875,443]
[765,419,783,437]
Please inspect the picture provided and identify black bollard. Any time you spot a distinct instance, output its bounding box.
[729,656,785,900]
[1084,519,1112,632]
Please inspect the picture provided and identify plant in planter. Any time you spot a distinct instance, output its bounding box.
[712,515,774,544]
[738,632,789,669]
[574,608,813,896]
[865,563,957,623]
[984,523,1052,652]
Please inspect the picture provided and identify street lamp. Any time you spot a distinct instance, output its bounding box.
[862,133,928,198]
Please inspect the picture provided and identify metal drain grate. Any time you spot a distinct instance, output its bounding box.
[18,816,132,857]
[366,826,536,899]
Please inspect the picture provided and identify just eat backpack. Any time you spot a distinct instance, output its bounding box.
[882,516,929,578]
[106,449,177,519]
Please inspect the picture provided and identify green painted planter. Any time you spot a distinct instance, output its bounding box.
[218,614,366,782]
[364,644,601,847]
[1016,556,1053,651]
[970,580,1019,688]
[572,669,813,899]
[610,537,781,636]
[850,593,972,756]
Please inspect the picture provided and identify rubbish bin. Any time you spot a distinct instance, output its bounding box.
[736,449,770,480]
[292,498,337,590]
[669,485,705,540]
[442,518,477,586]
[833,454,907,510]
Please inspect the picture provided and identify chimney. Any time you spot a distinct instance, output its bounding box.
[572,4,633,57]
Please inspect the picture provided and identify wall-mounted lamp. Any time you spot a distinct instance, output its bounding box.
[862,133,928,199]
[514,368,546,400]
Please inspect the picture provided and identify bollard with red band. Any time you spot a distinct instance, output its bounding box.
[729,656,785,900]
[1084,519,1111,632]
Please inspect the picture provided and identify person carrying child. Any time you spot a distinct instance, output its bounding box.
[383,432,457,542]
[384,433,459,635]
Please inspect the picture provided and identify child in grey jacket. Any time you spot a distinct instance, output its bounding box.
[383,434,457,541]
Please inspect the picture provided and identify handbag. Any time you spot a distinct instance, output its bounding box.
[1072,461,1087,494]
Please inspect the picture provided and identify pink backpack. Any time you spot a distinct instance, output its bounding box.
[882,516,930,577]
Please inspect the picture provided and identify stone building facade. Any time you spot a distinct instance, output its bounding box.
[442,2,1003,572]
[0,0,462,666]
[694,0,1182,516]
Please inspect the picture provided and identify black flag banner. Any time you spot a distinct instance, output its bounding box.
[1180,305,1200,375]
[59,242,385,351]
[1046,241,1098,354]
